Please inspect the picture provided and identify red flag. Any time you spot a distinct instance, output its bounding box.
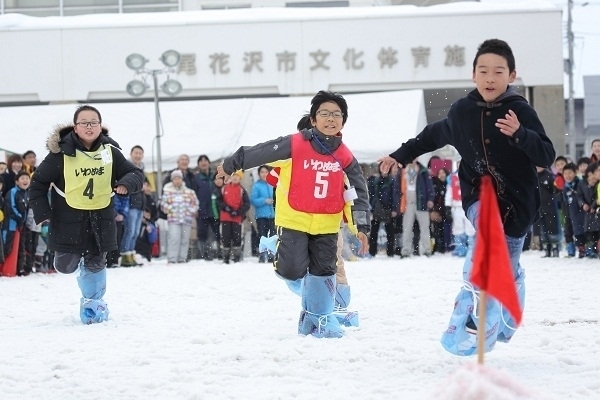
[470,176,522,325]
[265,167,280,187]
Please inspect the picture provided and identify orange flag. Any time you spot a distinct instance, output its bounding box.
[470,176,522,325]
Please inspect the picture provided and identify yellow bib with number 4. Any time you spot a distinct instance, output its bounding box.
[63,146,114,210]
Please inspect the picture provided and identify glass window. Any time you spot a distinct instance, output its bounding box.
[63,0,119,6]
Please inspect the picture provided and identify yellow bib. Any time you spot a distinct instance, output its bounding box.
[62,146,114,210]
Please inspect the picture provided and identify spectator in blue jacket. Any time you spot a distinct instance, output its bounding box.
[250,165,276,263]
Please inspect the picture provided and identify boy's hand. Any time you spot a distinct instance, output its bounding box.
[114,185,128,195]
[357,232,369,255]
[496,109,520,137]
[215,163,230,181]
[377,156,403,175]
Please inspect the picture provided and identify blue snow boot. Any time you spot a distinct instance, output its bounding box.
[298,274,344,338]
[259,235,279,255]
[77,266,109,325]
[566,242,575,257]
[452,234,468,257]
[497,267,526,343]
[334,284,359,327]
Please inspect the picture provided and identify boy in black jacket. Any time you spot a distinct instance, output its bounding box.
[379,39,556,356]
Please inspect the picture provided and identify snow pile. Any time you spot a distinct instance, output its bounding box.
[431,362,555,400]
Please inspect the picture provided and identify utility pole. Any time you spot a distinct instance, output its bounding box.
[567,0,577,160]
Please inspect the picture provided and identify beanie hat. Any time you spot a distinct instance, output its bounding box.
[171,169,183,179]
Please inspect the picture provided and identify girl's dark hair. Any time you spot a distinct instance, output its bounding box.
[258,165,271,174]
[309,90,348,125]
[297,114,312,131]
[73,105,102,124]
[577,157,591,167]
[6,153,24,171]
[473,39,515,73]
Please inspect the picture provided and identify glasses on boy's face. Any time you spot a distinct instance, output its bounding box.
[316,110,343,119]
[76,121,101,128]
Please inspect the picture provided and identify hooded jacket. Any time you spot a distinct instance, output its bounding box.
[29,125,144,254]
[389,87,556,237]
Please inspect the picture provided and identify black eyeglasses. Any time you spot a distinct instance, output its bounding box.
[316,110,343,119]
[76,121,101,128]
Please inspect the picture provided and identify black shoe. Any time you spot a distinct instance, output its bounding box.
[465,316,477,334]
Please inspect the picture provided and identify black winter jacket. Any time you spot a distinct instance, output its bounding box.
[389,87,556,237]
[29,126,144,254]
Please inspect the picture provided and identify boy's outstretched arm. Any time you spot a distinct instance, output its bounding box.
[378,119,450,174]
[216,136,292,179]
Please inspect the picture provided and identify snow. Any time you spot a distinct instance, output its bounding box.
[1,251,599,399]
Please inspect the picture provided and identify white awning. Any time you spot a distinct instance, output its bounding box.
[0,90,426,171]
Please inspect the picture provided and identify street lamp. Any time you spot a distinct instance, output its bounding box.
[125,50,182,198]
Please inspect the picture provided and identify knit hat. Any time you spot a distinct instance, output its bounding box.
[171,169,183,179]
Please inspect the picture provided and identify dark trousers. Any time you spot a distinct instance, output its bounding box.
[369,219,396,256]
[107,220,124,266]
[274,227,338,280]
[197,217,220,244]
[23,229,39,274]
[221,221,242,248]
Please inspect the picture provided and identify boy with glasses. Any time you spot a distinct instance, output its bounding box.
[216,90,370,338]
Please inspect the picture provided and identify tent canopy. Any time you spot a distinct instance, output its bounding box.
[0,90,426,171]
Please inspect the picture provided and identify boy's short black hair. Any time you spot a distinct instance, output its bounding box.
[585,162,598,176]
[554,155,568,164]
[309,90,348,125]
[22,150,36,158]
[131,145,144,153]
[15,170,30,181]
[197,154,210,164]
[473,39,516,73]
[563,162,577,173]
[577,157,591,167]
[74,104,102,124]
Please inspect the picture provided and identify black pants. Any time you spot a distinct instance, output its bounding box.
[221,221,242,248]
[369,219,396,256]
[23,229,39,274]
[274,227,338,280]
[107,220,124,266]
[197,217,220,244]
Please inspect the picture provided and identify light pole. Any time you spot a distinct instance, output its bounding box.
[567,0,576,160]
[125,50,182,198]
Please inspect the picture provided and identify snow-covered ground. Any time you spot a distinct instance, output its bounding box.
[1,251,599,400]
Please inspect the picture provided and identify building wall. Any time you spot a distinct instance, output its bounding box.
[531,85,565,159]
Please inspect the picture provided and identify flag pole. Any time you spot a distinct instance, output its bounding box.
[477,290,487,364]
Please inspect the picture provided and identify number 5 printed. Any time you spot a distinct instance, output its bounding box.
[314,171,329,199]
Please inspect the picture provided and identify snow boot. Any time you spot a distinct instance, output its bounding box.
[551,243,559,258]
[542,243,552,258]
[566,242,575,257]
[334,283,359,327]
[77,265,109,325]
[231,246,242,263]
[298,274,344,338]
[452,234,468,257]
[222,247,231,264]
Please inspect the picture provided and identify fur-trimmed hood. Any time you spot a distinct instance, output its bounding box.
[46,124,121,156]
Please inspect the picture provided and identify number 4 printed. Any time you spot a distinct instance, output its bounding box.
[83,178,94,199]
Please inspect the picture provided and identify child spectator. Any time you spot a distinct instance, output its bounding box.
[553,155,567,192]
[107,194,129,268]
[562,163,586,258]
[135,208,158,263]
[218,171,250,264]
[2,171,30,275]
[536,166,560,257]
[582,162,600,257]
[160,169,199,264]
[367,162,399,257]
[577,157,591,179]
[250,165,275,263]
